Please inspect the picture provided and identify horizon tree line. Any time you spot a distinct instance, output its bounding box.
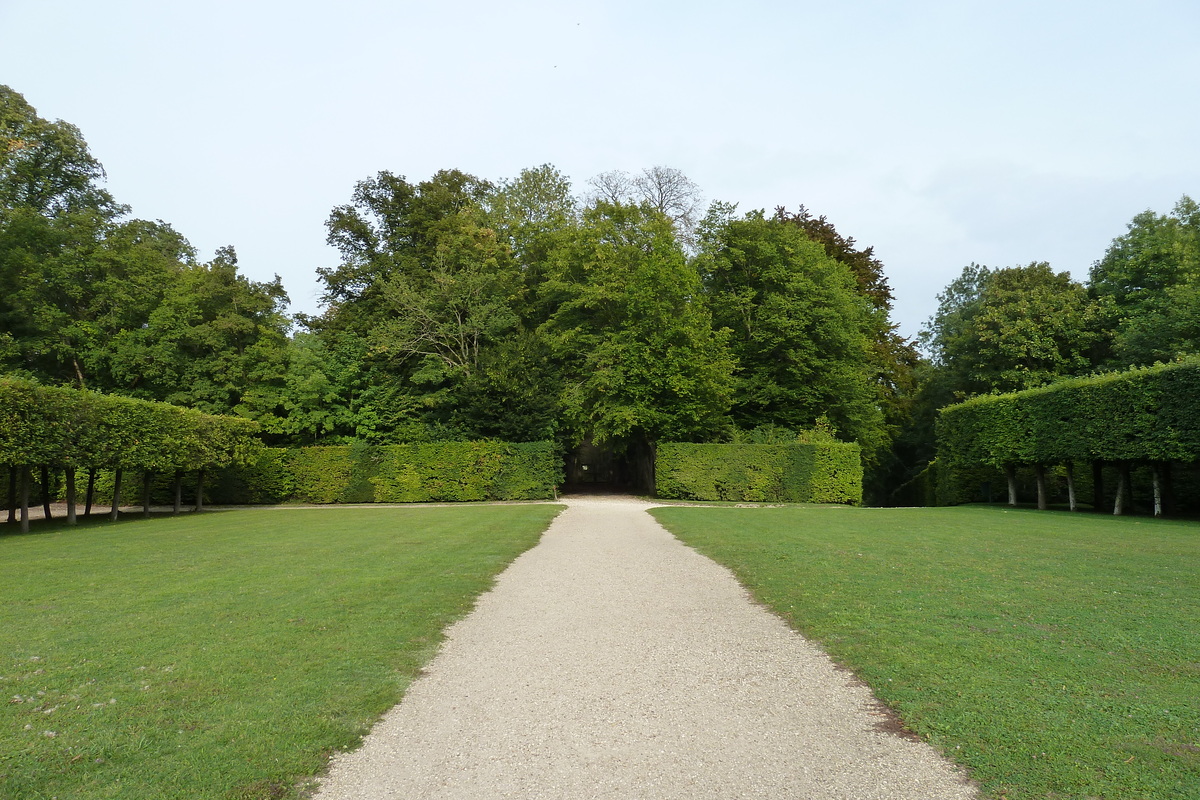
[3,84,1197,502]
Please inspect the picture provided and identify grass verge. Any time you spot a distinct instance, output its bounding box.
[651,504,1200,800]
[1,505,561,799]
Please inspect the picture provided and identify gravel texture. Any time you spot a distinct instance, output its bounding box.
[313,495,978,799]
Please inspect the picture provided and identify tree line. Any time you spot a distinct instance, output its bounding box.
[3,84,1196,501]
[900,197,1200,498]
[1,375,259,531]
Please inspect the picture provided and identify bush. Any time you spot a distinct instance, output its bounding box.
[284,447,358,503]
[655,442,862,504]
[0,376,260,474]
[208,442,563,504]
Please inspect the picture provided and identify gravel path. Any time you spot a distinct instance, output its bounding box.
[313,496,978,799]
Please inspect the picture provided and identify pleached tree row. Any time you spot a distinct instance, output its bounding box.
[0,376,260,531]
[936,358,1200,515]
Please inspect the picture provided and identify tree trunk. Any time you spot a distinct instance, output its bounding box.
[1152,464,1163,517]
[19,466,31,534]
[142,471,153,518]
[84,469,96,518]
[1005,465,1018,506]
[65,467,77,525]
[7,468,15,524]
[40,465,52,520]
[1113,464,1130,516]
[195,470,205,513]
[173,471,183,515]
[1065,462,1077,512]
[1092,460,1105,512]
[1122,462,1134,514]
[110,468,123,522]
[1035,465,1048,510]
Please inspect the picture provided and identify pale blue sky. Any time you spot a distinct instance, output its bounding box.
[3,0,1198,337]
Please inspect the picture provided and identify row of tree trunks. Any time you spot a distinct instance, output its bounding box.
[1006,460,1173,517]
[4,467,209,531]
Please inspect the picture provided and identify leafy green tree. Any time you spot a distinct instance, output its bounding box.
[372,215,519,383]
[773,204,921,495]
[922,262,1106,398]
[0,85,132,385]
[1090,196,1200,314]
[1,86,292,429]
[235,332,355,445]
[1113,282,1200,365]
[0,85,120,217]
[3,218,194,389]
[320,169,494,336]
[319,168,558,442]
[106,246,291,415]
[487,163,577,281]
[541,201,734,448]
[1090,196,1200,366]
[774,205,894,310]
[699,209,886,458]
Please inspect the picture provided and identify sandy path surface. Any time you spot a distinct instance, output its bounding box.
[313,496,977,800]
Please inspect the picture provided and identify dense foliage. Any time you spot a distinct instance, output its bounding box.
[938,359,1200,466]
[0,376,259,473]
[0,86,293,431]
[8,83,1200,505]
[0,375,260,528]
[896,197,1200,504]
[310,164,902,478]
[211,442,562,503]
[934,359,1200,511]
[656,438,863,505]
[655,442,861,505]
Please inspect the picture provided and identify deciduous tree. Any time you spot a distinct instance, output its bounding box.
[1090,196,1200,366]
[699,209,887,458]
[922,262,1106,397]
[541,201,733,448]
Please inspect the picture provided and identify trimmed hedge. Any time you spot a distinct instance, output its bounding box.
[0,376,259,474]
[1,376,262,527]
[655,442,862,504]
[211,442,563,504]
[936,359,1200,511]
[939,359,1200,473]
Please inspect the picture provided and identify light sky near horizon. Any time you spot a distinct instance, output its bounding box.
[3,0,1198,339]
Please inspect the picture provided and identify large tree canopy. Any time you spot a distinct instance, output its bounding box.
[699,208,887,458]
[2,82,929,494]
[311,167,912,466]
[1090,195,1200,366]
[921,262,1106,398]
[0,85,291,428]
[541,201,734,446]
[0,85,119,218]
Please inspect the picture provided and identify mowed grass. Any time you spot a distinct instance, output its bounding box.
[0,505,562,800]
[651,504,1200,800]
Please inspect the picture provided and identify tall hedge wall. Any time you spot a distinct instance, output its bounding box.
[1,376,263,527]
[936,359,1200,510]
[0,377,259,475]
[210,441,563,504]
[939,359,1200,470]
[655,442,862,504]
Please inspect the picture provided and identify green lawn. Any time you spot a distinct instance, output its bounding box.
[652,504,1200,800]
[0,505,561,800]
